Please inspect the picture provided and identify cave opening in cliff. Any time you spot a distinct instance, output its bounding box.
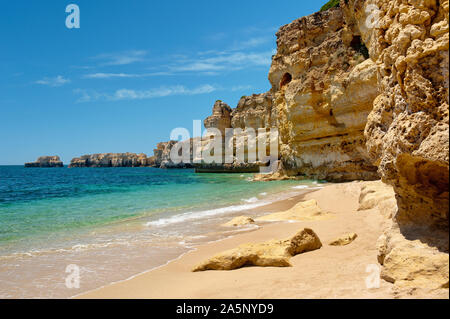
[280,72,292,89]
[350,36,370,59]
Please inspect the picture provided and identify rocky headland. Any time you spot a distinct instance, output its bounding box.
[68,153,152,168]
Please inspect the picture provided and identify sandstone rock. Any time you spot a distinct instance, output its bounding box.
[253,172,296,182]
[195,95,278,173]
[329,233,358,246]
[343,0,449,231]
[69,153,149,168]
[378,225,449,289]
[154,140,194,169]
[358,180,396,212]
[204,100,232,136]
[193,228,322,271]
[268,7,379,182]
[222,216,255,227]
[342,0,449,290]
[231,93,276,129]
[25,156,64,168]
[256,199,333,222]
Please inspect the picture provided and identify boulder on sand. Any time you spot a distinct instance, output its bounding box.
[192,228,322,271]
[329,233,358,246]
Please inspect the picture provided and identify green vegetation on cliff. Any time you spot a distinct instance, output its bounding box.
[320,0,340,12]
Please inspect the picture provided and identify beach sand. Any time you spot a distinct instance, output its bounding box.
[78,181,449,299]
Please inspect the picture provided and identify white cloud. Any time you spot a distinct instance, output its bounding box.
[170,62,226,72]
[35,75,70,87]
[168,50,273,73]
[74,84,218,102]
[83,71,173,79]
[91,50,147,66]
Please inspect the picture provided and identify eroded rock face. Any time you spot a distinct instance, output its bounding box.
[204,100,232,136]
[358,180,396,212]
[25,156,64,168]
[69,153,150,167]
[192,228,322,271]
[357,180,449,289]
[195,94,277,173]
[268,7,380,182]
[343,0,449,233]
[342,0,449,289]
[231,93,276,129]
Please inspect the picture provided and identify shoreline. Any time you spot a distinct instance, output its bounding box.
[0,175,319,299]
[78,181,448,299]
[72,187,318,299]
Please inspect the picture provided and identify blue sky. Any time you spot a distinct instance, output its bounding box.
[0,0,319,165]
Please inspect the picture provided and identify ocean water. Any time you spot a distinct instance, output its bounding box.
[0,166,322,298]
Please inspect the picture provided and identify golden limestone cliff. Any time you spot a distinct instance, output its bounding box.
[268,7,380,181]
[341,0,449,289]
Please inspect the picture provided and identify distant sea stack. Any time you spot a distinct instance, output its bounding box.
[69,153,154,168]
[25,156,64,168]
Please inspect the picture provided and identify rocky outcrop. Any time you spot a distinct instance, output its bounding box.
[204,100,232,136]
[222,216,255,227]
[341,0,449,289]
[69,153,151,168]
[193,228,322,271]
[231,92,276,129]
[256,199,333,222]
[268,7,380,182]
[195,94,277,173]
[343,0,449,229]
[25,156,64,168]
[357,181,449,289]
[67,143,194,168]
[358,180,396,213]
[329,233,358,246]
[154,140,195,169]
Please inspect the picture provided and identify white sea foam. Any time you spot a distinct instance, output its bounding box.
[145,200,269,227]
[292,185,309,189]
[259,192,267,196]
[243,197,258,203]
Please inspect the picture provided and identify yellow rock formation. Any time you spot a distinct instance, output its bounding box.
[193,228,322,271]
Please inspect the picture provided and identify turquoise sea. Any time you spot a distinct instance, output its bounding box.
[0,166,322,298]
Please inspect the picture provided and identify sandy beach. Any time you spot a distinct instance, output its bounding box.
[78,181,449,299]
